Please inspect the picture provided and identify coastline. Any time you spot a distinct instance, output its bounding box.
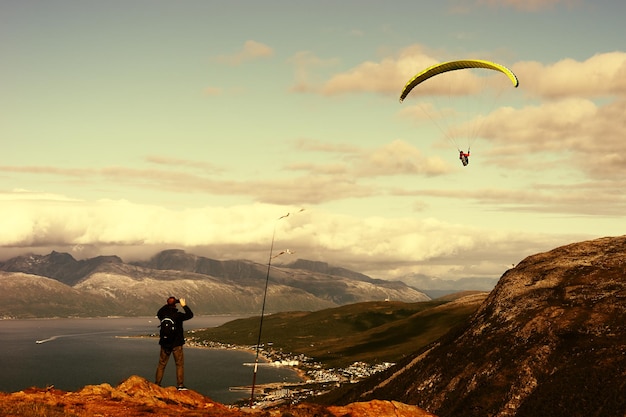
[125,334,308,384]
[126,332,393,407]
[185,338,308,382]
[182,336,396,407]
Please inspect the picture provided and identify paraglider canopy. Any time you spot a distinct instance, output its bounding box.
[399,59,519,103]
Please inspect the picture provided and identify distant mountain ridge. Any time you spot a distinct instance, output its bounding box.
[0,251,124,286]
[0,249,430,318]
[134,250,386,285]
[401,274,499,298]
[319,235,626,417]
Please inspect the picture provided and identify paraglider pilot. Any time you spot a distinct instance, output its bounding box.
[459,149,470,166]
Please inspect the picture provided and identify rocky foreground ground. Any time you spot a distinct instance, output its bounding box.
[0,375,435,417]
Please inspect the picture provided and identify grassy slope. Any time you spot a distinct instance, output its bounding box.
[193,291,487,368]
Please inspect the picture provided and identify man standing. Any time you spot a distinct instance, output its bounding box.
[155,296,194,390]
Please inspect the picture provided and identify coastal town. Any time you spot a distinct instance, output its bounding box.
[185,334,395,408]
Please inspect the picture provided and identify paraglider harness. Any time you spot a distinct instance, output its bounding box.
[459,148,470,166]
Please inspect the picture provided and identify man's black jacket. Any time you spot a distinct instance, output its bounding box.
[156,304,193,348]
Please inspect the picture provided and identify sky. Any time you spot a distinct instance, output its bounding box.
[2,0,625,285]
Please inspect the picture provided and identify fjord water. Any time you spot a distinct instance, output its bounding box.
[0,316,301,404]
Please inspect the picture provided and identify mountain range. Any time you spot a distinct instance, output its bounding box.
[0,249,429,318]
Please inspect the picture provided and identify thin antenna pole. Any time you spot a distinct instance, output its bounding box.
[249,221,278,406]
[248,209,303,407]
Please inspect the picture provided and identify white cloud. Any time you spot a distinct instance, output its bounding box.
[290,138,450,177]
[513,52,626,99]
[214,40,274,66]
[475,97,626,181]
[203,86,222,96]
[319,46,438,97]
[288,51,340,93]
[475,0,581,12]
[353,140,450,176]
[307,50,626,108]
[0,192,581,280]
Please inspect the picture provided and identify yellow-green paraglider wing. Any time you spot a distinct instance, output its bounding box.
[399,59,519,103]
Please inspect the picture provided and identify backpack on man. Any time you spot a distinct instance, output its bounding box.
[159,317,176,343]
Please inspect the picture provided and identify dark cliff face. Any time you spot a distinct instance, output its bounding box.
[329,235,626,417]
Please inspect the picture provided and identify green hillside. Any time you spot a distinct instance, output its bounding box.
[193,291,487,368]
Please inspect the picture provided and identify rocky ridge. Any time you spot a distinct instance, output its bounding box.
[0,375,436,417]
[321,235,626,417]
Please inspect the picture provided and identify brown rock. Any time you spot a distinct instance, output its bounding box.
[0,376,435,417]
[328,399,437,416]
[0,376,249,417]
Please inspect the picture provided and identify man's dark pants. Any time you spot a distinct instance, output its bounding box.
[155,345,184,386]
